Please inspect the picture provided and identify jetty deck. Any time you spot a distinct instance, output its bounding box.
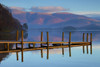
[0,31,92,62]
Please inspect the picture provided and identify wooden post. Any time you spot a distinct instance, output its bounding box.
[62,32,64,42]
[83,33,85,54]
[21,30,24,62]
[47,32,49,59]
[4,43,6,49]
[7,43,9,51]
[16,52,19,61]
[62,32,64,55]
[86,33,89,54]
[69,32,71,57]
[28,43,31,48]
[90,33,92,54]
[41,32,43,46]
[33,43,35,48]
[16,30,19,49]
[41,32,43,58]
[90,33,92,45]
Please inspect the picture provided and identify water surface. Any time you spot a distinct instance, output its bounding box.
[0,30,100,67]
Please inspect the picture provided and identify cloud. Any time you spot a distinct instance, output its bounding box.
[30,6,69,13]
[10,6,25,11]
[73,11,100,15]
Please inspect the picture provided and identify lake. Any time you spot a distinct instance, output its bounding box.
[0,29,100,67]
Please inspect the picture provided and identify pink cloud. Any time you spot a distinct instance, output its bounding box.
[30,6,69,13]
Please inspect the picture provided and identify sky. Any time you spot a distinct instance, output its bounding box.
[0,0,100,15]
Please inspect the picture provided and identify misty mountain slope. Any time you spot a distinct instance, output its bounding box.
[9,8,100,30]
[0,4,22,32]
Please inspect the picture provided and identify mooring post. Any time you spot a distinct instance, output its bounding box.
[69,32,71,57]
[47,32,49,59]
[16,30,19,49]
[4,43,6,49]
[86,33,89,54]
[90,33,92,54]
[21,30,24,62]
[7,43,9,51]
[41,32,43,46]
[41,32,43,58]
[62,32,64,42]
[83,33,85,54]
[33,43,35,48]
[28,43,31,48]
[62,32,64,55]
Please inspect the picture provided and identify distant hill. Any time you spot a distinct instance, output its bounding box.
[9,8,100,30]
[78,24,100,31]
[0,4,22,32]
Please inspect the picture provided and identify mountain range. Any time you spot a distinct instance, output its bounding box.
[10,8,100,30]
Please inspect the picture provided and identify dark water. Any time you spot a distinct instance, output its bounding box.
[0,30,100,67]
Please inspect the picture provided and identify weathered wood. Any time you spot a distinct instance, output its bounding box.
[83,33,85,54]
[62,32,64,42]
[33,43,35,48]
[28,43,31,48]
[69,32,71,57]
[0,44,90,53]
[4,43,6,49]
[7,43,9,51]
[41,32,43,47]
[47,32,49,59]
[90,33,92,45]
[86,33,89,54]
[21,30,24,62]
[62,32,64,55]
[16,30,19,49]
[90,33,92,54]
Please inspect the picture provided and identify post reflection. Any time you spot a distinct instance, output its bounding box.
[41,49,43,58]
[16,52,19,61]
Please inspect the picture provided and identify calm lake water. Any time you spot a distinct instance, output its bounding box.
[0,29,100,67]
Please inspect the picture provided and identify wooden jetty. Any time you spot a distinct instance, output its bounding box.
[0,30,93,62]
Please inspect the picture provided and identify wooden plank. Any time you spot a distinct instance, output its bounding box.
[0,41,21,44]
[0,44,90,53]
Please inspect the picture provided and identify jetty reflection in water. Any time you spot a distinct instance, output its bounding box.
[15,44,92,62]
